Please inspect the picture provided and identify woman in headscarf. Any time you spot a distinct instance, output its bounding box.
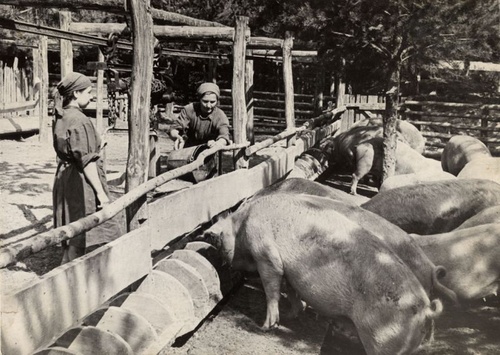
[169,82,231,150]
[53,72,120,264]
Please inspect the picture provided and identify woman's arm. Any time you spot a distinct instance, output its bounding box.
[83,162,109,206]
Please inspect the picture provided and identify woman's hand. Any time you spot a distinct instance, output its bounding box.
[97,192,110,210]
[207,139,227,148]
[174,136,185,150]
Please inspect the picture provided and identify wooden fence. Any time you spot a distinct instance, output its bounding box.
[0,54,41,134]
[402,100,500,156]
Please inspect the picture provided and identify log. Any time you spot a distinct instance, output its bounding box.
[250,49,318,57]
[283,31,295,135]
[245,128,300,156]
[0,100,38,113]
[154,26,234,40]
[0,0,226,26]
[59,11,73,77]
[125,0,154,230]
[37,35,50,143]
[232,16,249,169]
[245,52,254,144]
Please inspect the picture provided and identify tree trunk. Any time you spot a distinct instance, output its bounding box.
[382,60,401,182]
[125,0,154,230]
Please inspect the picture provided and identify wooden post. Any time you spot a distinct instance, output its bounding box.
[314,64,325,115]
[232,16,249,169]
[126,0,154,230]
[207,58,217,83]
[59,11,73,77]
[245,53,254,145]
[382,61,401,182]
[96,49,106,164]
[481,106,489,150]
[282,31,295,147]
[37,36,50,143]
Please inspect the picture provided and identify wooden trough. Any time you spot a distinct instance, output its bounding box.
[1,110,344,355]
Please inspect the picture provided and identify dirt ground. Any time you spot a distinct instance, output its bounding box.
[1,132,500,354]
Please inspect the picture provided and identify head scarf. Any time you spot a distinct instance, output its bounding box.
[197,82,220,99]
[57,72,92,97]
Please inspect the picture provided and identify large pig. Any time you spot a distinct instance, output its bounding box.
[411,223,500,300]
[250,178,369,206]
[458,157,500,185]
[248,178,457,304]
[350,137,443,195]
[204,194,442,354]
[362,179,500,235]
[379,171,456,192]
[441,135,491,176]
[455,205,500,230]
[328,119,425,171]
[348,117,425,154]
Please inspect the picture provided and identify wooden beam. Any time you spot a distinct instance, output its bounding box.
[245,52,254,145]
[250,49,318,57]
[0,100,37,113]
[59,11,73,77]
[282,31,295,138]
[232,16,249,169]
[0,227,152,355]
[0,1,226,26]
[125,0,154,230]
[151,26,235,41]
[37,36,50,143]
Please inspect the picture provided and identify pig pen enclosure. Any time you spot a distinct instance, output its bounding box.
[2,3,500,355]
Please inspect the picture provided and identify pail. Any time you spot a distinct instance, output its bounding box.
[166,144,217,183]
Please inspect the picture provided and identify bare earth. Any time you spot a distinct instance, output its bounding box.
[1,133,499,354]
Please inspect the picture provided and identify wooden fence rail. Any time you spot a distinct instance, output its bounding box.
[401,101,500,155]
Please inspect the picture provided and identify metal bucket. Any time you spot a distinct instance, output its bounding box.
[166,144,217,183]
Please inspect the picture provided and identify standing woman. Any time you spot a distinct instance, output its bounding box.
[53,72,118,264]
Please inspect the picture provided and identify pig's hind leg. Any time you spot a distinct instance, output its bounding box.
[253,241,285,330]
[351,143,375,195]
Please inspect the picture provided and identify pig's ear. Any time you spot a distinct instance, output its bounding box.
[204,230,222,249]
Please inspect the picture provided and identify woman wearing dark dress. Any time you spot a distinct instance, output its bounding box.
[169,82,231,150]
[53,72,119,264]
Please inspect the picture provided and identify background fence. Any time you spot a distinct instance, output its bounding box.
[402,101,500,156]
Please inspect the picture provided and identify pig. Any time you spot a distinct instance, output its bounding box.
[411,223,500,300]
[441,135,491,176]
[348,117,426,154]
[350,137,443,195]
[250,178,369,206]
[455,205,500,230]
[248,178,457,304]
[379,171,456,192]
[361,179,500,235]
[458,157,500,185]
[204,194,442,355]
[327,119,425,172]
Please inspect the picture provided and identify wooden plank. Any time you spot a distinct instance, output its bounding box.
[0,100,38,113]
[1,227,152,355]
[245,53,254,144]
[407,120,499,132]
[0,115,39,134]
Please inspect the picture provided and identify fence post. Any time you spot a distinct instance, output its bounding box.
[37,36,50,143]
[232,16,249,169]
[481,106,489,148]
[282,31,295,147]
[245,52,254,145]
[314,64,325,115]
